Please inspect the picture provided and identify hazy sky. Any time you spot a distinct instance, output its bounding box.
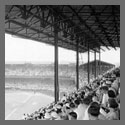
[5,34,120,65]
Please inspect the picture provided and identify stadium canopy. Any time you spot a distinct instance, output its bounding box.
[5,5,120,52]
[80,60,115,78]
[5,5,120,102]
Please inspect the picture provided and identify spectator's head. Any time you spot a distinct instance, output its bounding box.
[80,94,84,101]
[74,99,80,107]
[64,103,71,114]
[68,112,77,120]
[108,89,116,98]
[108,98,118,109]
[51,111,60,119]
[69,102,76,109]
[60,114,69,120]
[100,86,108,94]
[58,102,63,107]
[88,102,100,120]
[81,91,85,96]
[96,81,100,86]
[82,96,92,107]
[56,104,62,109]
[105,80,112,87]
[56,108,62,114]
[85,86,91,92]
[92,95,98,102]
[90,101,100,107]
[44,112,51,119]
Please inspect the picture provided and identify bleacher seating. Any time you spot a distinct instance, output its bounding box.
[23,66,120,120]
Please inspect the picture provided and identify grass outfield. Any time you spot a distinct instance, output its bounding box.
[5,77,77,120]
[5,90,54,120]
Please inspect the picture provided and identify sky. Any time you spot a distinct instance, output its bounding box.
[5,34,120,66]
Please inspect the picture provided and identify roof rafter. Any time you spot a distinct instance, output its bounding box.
[89,5,116,50]
[112,5,120,47]
[5,5,120,53]
[46,5,100,52]
[67,5,110,50]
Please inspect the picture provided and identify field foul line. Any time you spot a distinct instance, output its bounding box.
[5,108,17,120]
[22,95,32,103]
[5,95,32,120]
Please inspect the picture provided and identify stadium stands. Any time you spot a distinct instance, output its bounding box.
[23,66,120,120]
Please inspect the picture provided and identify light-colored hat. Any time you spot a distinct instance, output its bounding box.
[106,80,112,85]
[65,103,70,107]
[44,112,51,119]
[112,74,116,78]
[102,77,106,81]
[56,105,62,109]
[112,81,119,91]
[46,108,51,112]
[51,112,59,118]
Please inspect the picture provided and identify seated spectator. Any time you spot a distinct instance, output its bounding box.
[92,94,99,103]
[90,102,106,120]
[51,111,61,120]
[88,102,100,120]
[64,105,72,114]
[69,102,76,111]
[61,94,67,102]
[111,80,119,94]
[84,86,92,97]
[105,80,112,87]
[60,114,69,120]
[116,88,120,104]
[74,96,92,120]
[106,98,119,120]
[24,67,120,120]
[44,112,51,120]
[68,112,77,120]
[74,99,80,108]
[100,86,109,107]
[108,89,116,99]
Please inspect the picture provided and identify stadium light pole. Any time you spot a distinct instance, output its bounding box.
[76,40,79,90]
[54,17,59,103]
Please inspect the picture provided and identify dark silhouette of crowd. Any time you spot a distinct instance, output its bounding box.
[23,67,120,120]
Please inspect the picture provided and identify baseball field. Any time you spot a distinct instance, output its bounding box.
[5,90,54,120]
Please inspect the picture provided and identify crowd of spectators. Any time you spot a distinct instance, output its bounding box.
[23,67,120,120]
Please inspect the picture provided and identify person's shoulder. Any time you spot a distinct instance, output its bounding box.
[106,111,117,120]
[98,113,107,120]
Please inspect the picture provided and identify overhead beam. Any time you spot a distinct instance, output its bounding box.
[112,5,120,47]
[47,5,101,53]
[89,5,116,50]
[7,20,87,52]
[67,5,110,51]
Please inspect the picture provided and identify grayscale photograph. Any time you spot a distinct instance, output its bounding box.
[5,5,120,120]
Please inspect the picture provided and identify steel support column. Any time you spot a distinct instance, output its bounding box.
[94,51,96,79]
[99,48,101,75]
[76,41,79,90]
[54,19,59,103]
[88,44,90,84]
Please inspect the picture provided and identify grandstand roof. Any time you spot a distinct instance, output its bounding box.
[5,5,120,53]
[80,60,115,67]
